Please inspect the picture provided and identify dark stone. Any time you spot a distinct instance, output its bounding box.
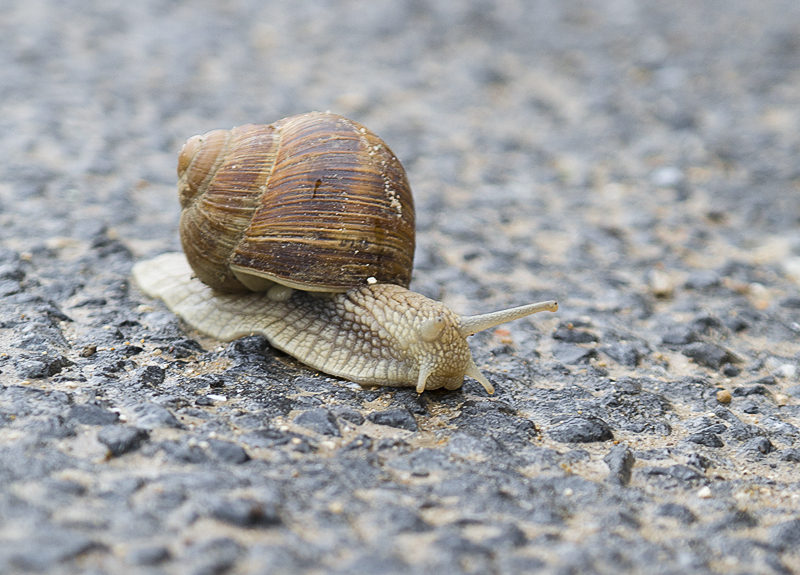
[690,313,724,332]
[552,327,598,343]
[240,428,292,449]
[0,445,76,483]
[127,546,171,566]
[601,342,644,367]
[390,390,428,416]
[135,365,165,385]
[681,342,734,370]
[713,406,740,422]
[732,384,769,396]
[97,426,149,456]
[390,448,451,476]
[0,262,24,281]
[479,523,527,549]
[725,423,763,440]
[497,557,548,573]
[682,416,723,434]
[452,399,538,447]
[367,408,418,431]
[769,519,800,552]
[195,395,214,406]
[44,478,87,497]
[335,407,365,426]
[211,498,281,528]
[14,354,70,379]
[778,448,800,462]
[662,326,700,345]
[121,345,144,357]
[721,363,740,377]
[4,528,98,571]
[200,374,227,388]
[206,439,250,464]
[741,402,760,414]
[375,437,409,451]
[293,377,340,393]
[685,455,710,473]
[288,436,316,453]
[335,554,411,575]
[604,509,641,530]
[22,416,76,440]
[685,432,724,448]
[132,403,184,429]
[760,417,799,437]
[552,343,597,365]
[342,434,373,451]
[564,449,590,463]
[249,393,295,418]
[739,437,774,455]
[293,395,324,409]
[17,331,67,352]
[724,315,750,332]
[684,271,721,290]
[715,509,758,530]
[68,403,119,426]
[435,532,492,557]
[185,537,242,574]
[0,280,21,297]
[162,338,203,358]
[604,444,635,486]
[158,441,209,464]
[73,297,107,308]
[369,505,432,534]
[490,344,515,356]
[656,503,696,524]
[224,335,270,361]
[549,415,613,443]
[644,465,703,482]
[294,408,341,436]
[612,377,643,394]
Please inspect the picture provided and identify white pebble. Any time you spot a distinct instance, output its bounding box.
[651,167,683,187]
[697,486,712,499]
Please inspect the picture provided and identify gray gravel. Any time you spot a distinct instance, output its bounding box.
[2,1,800,573]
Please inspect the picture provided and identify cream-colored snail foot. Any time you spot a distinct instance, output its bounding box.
[133,253,557,393]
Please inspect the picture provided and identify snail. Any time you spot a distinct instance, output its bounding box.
[133,112,557,394]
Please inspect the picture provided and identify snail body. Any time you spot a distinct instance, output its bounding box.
[133,253,557,393]
[133,112,557,393]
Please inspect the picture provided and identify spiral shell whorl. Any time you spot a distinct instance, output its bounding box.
[178,124,279,292]
[177,112,415,295]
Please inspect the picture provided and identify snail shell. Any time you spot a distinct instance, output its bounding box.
[178,112,415,294]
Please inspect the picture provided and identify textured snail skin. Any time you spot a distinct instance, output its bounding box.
[133,253,557,393]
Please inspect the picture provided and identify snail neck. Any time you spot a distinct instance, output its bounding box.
[457,300,558,337]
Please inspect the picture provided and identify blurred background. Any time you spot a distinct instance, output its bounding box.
[1,0,799,303]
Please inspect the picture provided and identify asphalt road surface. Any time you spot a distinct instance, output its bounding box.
[2,1,800,573]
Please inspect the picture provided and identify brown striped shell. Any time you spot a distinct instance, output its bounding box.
[177,112,416,294]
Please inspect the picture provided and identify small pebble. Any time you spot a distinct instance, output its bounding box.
[697,486,712,499]
[80,345,97,357]
[716,390,732,404]
[648,269,675,298]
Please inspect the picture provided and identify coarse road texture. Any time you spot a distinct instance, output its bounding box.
[2,1,800,574]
